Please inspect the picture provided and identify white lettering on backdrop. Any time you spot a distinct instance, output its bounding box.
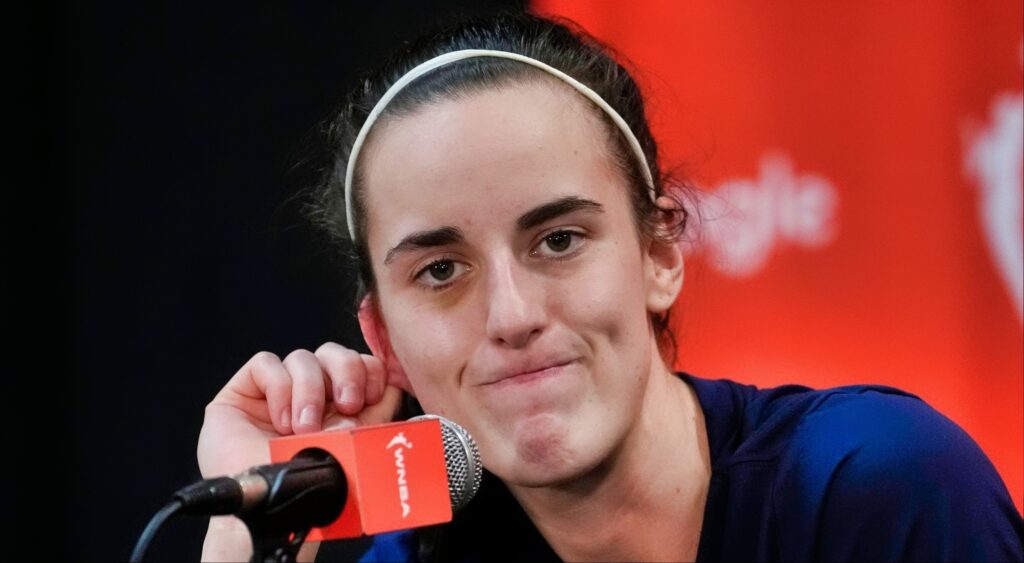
[684,153,839,278]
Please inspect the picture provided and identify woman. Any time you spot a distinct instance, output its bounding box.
[198,13,1023,562]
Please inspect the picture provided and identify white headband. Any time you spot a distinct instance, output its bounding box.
[343,49,655,240]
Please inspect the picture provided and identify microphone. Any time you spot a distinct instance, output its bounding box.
[174,415,482,539]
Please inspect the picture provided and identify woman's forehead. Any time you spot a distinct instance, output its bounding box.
[359,81,624,240]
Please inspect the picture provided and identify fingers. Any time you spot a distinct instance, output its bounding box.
[222,343,393,437]
[245,351,294,435]
[362,382,403,426]
[315,343,365,415]
[315,342,386,416]
[283,349,329,434]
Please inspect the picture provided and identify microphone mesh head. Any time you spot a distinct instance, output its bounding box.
[412,415,482,512]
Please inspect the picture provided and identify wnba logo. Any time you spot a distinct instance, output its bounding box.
[386,432,414,517]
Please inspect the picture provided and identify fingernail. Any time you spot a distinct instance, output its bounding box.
[281,407,291,429]
[299,405,316,427]
[339,385,356,406]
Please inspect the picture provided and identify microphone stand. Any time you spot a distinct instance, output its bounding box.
[239,450,348,563]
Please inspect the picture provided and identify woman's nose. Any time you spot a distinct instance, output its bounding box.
[484,259,546,349]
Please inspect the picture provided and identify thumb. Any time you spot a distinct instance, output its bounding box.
[351,384,403,428]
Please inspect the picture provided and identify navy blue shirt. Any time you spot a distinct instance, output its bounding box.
[361,374,1024,561]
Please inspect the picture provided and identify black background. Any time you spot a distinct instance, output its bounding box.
[13,1,525,560]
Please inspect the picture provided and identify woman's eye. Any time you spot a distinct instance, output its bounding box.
[533,230,584,257]
[546,231,572,252]
[414,259,467,288]
[427,260,454,281]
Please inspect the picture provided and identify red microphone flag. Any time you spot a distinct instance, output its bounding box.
[269,417,452,540]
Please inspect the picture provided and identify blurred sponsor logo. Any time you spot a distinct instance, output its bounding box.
[963,42,1024,321]
[686,153,838,277]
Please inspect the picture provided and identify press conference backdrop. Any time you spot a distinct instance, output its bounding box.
[534,0,1023,511]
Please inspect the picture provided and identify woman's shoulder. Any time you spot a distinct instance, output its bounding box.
[686,372,1011,507]
[681,372,932,466]
[784,385,1022,559]
[685,373,1023,561]
[765,380,1002,509]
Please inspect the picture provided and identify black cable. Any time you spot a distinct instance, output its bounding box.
[130,498,183,562]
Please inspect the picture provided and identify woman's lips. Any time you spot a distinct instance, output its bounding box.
[484,360,575,387]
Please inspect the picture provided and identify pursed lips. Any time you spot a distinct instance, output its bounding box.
[479,358,577,387]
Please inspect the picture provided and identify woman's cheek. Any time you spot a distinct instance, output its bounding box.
[573,246,647,340]
[392,311,469,405]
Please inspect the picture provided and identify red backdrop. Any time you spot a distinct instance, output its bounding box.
[533,0,1023,511]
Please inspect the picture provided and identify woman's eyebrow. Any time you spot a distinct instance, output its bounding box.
[384,226,465,265]
[383,197,601,265]
[516,196,604,231]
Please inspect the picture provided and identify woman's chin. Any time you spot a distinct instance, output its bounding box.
[486,413,603,488]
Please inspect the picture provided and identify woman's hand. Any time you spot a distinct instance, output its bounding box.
[197,342,402,562]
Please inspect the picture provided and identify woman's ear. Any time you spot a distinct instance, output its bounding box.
[645,195,685,314]
[358,295,415,395]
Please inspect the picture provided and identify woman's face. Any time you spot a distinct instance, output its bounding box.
[361,80,673,487]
